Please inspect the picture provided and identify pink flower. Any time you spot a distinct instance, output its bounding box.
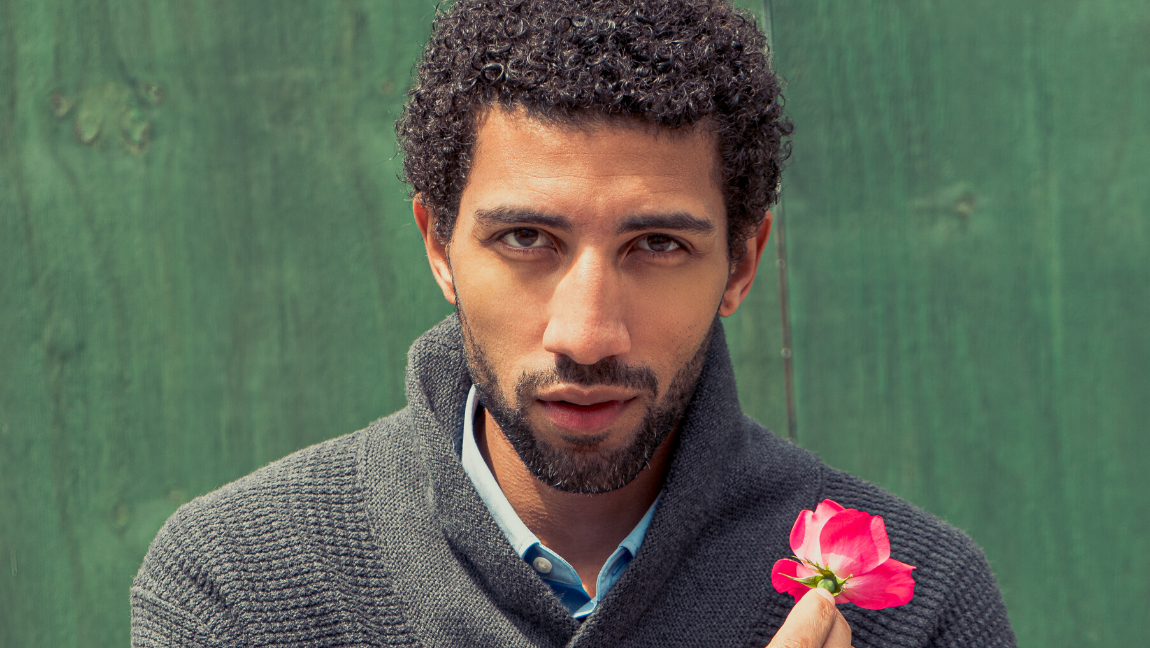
[771,499,915,610]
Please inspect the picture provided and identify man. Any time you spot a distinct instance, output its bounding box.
[132,1,1015,646]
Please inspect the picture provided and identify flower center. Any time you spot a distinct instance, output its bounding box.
[783,557,850,596]
[817,577,840,594]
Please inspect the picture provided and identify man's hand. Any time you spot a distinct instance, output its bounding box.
[766,588,853,648]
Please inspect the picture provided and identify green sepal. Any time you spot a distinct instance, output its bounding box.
[782,558,849,595]
[783,572,827,589]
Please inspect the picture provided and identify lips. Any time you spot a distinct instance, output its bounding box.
[538,398,630,432]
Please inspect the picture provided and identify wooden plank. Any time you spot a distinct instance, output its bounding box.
[771,0,1150,645]
[721,0,790,439]
[0,1,450,645]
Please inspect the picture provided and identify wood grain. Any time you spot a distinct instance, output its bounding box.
[771,0,1150,645]
[2,0,1146,646]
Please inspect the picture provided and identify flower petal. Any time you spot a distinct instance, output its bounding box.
[869,514,891,564]
[789,510,817,559]
[815,498,847,519]
[771,558,816,605]
[839,558,916,610]
[790,499,846,561]
[819,509,887,576]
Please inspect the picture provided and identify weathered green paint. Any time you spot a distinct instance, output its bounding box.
[0,2,453,645]
[770,0,1150,646]
[0,0,1146,646]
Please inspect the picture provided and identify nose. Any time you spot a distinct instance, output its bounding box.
[541,248,630,365]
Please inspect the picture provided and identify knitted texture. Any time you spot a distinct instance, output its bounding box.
[132,315,1016,647]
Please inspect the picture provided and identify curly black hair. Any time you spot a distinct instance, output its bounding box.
[397,0,792,260]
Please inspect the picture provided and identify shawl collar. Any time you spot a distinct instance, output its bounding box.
[402,315,579,644]
[400,314,815,645]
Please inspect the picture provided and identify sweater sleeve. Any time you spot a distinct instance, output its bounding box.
[820,468,1016,648]
[131,585,223,648]
[130,511,240,648]
[928,535,1016,648]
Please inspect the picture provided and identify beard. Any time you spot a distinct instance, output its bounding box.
[459,311,712,495]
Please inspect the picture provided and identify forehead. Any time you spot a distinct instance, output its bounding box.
[461,107,725,226]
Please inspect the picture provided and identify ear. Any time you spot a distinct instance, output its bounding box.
[413,194,458,305]
[719,211,773,317]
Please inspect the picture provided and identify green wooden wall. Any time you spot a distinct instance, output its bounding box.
[769,1,1150,645]
[0,1,1146,646]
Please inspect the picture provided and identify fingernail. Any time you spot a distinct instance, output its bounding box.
[812,587,836,603]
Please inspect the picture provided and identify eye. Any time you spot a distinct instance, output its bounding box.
[499,228,550,249]
[634,234,682,253]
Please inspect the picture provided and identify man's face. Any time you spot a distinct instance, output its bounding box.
[417,107,768,493]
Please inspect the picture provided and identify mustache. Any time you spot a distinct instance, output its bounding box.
[514,355,659,397]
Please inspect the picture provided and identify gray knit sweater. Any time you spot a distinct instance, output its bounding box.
[131,316,1015,647]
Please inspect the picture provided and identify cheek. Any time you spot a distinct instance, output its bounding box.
[452,249,553,371]
[623,262,728,377]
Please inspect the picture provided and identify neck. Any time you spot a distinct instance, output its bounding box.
[476,409,670,597]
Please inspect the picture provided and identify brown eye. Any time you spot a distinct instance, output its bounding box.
[500,228,549,248]
[635,234,682,253]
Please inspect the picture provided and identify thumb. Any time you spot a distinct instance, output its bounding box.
[766,588,840,648]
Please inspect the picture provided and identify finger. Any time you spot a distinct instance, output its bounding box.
[766,588,839,648]
[824,606,852,648]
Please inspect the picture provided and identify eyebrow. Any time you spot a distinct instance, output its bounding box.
[616,213,716,235]
[474,207,571,231]
[475,207,716,236]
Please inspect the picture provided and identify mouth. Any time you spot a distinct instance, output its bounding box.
[536,390,638,433]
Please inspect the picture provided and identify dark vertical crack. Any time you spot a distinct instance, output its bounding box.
[761,0,797,442]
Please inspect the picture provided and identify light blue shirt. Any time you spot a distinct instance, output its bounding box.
[460,386,659,618]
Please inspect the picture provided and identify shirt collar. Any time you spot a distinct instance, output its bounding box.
[460,385,658,561]
[460,385,542,557]
[617,494,657,557]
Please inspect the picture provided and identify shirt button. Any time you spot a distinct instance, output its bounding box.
[532,557,553,574]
